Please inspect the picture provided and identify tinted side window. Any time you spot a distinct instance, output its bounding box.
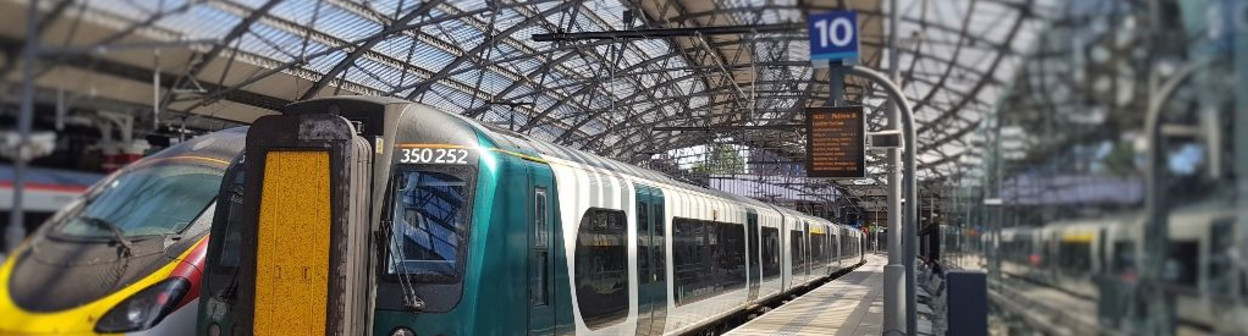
[791,230,805,276]
[209,163,245,273]
[843,233,850,261]
[762,227,781,278]
[637,203,649,279]
[1112,241,1135,274]
[531,188,549,306]
[673,217,750,304]
[719,222,746,291]
[653,204,666,285]
[673,218,714,304]
[575,208,628,329]
[1165,241,1199,288]
[748,217,760,279]
[1209,218,1235,295]
[810,232,825,268]
[1059,241,1092,274]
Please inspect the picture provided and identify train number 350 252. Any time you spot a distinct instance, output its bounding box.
[399,148,470,164]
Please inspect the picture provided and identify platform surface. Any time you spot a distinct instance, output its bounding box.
[725,254,888,336]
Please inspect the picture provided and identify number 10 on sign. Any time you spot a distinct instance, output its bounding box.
[808,11,859,66]
[813,18,853,48]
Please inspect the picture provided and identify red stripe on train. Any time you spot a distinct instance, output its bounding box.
[169,236,210,309]
[0,181,90,193]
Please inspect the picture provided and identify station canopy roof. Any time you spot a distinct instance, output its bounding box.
[0,0,1053,211]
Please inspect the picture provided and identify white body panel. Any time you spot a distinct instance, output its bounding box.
[541,153,863,336]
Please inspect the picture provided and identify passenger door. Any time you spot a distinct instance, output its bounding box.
[747,211,761,301]
[803,222,811,279]
[1097,228,1108,274]
[832,229,841,271]
[634,185,668,336]
[528,168,555,335]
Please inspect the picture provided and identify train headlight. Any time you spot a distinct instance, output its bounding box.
[389,327,416,336]
[95,278,191,333]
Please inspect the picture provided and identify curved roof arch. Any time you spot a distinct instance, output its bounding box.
[3,0,1055,211]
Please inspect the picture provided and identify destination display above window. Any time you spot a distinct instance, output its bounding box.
[804,106,866,178]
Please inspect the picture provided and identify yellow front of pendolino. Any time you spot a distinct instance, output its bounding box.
[0,242,191,336]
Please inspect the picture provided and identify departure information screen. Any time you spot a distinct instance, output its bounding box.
[805,106,865,178]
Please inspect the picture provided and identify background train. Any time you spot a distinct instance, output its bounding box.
[0,164,103,250]
[0,128,244,335]
[197,96,866,336]
[997,200,1244,333]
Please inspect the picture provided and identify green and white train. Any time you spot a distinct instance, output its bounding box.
[997,201,1243,333]
[197,96,864,336]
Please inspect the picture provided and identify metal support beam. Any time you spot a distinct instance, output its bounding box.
[531,23,802,42]
[651,124,803,132]
[401,1,579,100]
[6,0,38,254]
[301,0,443,100]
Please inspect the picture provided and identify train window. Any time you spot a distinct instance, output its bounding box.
[748,215,760,282]
[531,188,549,306]
[1112,241,1135,274]
[653,204,666,285]
[705,220,720,288]
[54,163,223,238]
[826,232,834,264]
[674,218,708,304]
[1005,241,1030,263]
[828,232,837,262]
[535,189,549,248]
[841,233,849,262]
[208,162,245,273]
[810,232,825,269]
[575,208,629,329]
[1209,218,1235,295]
[846,233,853,260]
[385,169,473,283]
[1165,241,1199,288]
[848,233,854,259]
[762,227,781,279]
[1058,241,1092,274]
[719,222,746,291]
[791,230,805,276]
[850,233,857,259]
[1040,242,1051,268]
[1097,229,1108,273]
[637,203,650,278]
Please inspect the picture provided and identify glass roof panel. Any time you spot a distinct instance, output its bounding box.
[46,0,1054,208]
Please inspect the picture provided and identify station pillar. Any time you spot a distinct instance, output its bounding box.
[828,66,918,336]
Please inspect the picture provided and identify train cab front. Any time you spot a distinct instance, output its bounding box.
[332,97,491,336]
[198,96,497,336]
[0,129,243,335]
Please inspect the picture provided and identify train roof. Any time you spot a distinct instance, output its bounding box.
[278,97,849,228]
[141,126,248,165]
[476,123,849,227]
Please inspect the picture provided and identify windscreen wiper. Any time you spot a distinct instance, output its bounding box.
[379,224,426,312]
[81,216,134,257]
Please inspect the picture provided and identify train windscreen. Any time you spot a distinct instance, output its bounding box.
[52,160,223,239]
[384,167,474,283]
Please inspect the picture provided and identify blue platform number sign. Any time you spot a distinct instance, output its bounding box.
[808,10,859,68]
